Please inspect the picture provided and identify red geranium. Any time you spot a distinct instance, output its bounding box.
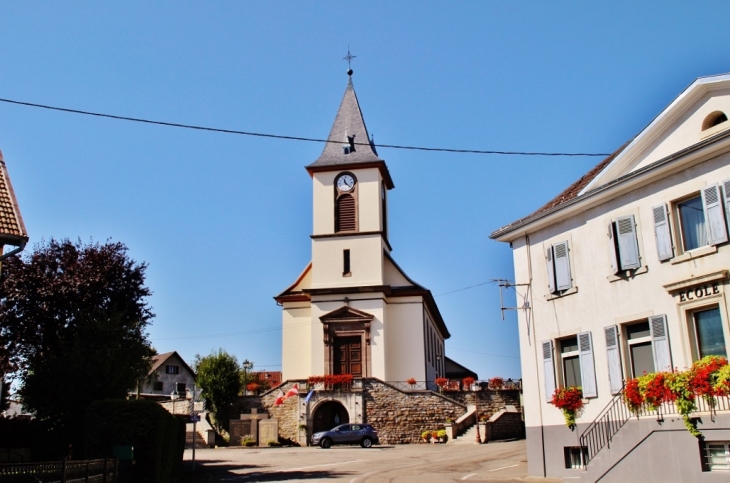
[550,386,583,429]
[688,356,727,400]
[462,377,475,389]
[488,376,504,390]
[435,377,448,388]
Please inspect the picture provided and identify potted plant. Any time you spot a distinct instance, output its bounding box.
[435,377,448,392]
[550,386,583,430]
[241,435,256,447]
[462,377,475,390]
[246,382,261,395]
[421,430,432,443]
[436,429,448,443]
[406,377,417,389]
[488,376,504,390]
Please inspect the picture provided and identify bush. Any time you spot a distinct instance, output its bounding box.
[85,399,185,483]
[421,430,432,441]
[241,435,256,447]
[267,440,282,447]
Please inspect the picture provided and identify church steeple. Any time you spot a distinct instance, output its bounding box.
[306,75,394,189]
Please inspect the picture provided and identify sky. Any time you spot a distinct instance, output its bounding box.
[1,3,729,382]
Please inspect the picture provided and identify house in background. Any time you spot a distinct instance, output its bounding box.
[251,371,282,389]
[491,72,730,481]
[132,351,196,401]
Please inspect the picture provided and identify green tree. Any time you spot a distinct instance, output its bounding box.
[0,239,154,454]
[194,349,242,431]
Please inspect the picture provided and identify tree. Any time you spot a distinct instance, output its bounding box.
[0,239,154,453]
[194,349,242,431]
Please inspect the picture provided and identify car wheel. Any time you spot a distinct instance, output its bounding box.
[360,437,373,448]
[320,438,332,449]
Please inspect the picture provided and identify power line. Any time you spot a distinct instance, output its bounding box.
[0,97,611,157]
[448,346,519,360]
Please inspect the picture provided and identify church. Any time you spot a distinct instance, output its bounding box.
[275,72,450,386]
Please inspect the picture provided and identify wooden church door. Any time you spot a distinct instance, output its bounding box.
[334,336,362,377]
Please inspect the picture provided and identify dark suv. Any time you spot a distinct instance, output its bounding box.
[311,423,379,448]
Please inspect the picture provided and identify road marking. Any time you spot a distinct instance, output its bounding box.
[488,463,519,472]
[349,470,378,483]
[434,456,462,462]
[461,473,477,480]
[286,459,365,471]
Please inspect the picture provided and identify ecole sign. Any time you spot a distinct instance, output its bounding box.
[676,283,720,302]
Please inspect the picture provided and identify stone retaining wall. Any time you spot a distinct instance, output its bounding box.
[233,380,523,446]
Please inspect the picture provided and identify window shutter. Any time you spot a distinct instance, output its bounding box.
[702,183,728,245]
[542,341,556,400]
[617,215,640,270]
[578,332,597,398]
[553,241,572,291]
[607,222,619,275]
[336,194,356,232]
[604,325,623,395]
[652,204,673,261]
[723,178,730,235]
[649,315,672,372]
[546,246,556,294]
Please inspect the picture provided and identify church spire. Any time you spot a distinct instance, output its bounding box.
[306,73,394,189]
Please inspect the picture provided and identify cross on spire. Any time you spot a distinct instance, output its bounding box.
[343,44,356,75]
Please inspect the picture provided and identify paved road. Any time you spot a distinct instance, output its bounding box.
[181,440,561,482]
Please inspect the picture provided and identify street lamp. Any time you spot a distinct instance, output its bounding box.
[243,359,253,395]
[471,382,482,444]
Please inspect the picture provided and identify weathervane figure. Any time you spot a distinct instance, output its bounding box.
[343,44,356,75]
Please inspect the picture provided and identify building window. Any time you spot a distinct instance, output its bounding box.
[560,337,582,388]
[564,446,587,469]
[343,249,351,276]
[704,442,730,471]
[165,365,179,375]
[176,382,186,394]
[153,381,163,391]
[677,195,707,251]
[702,111,728,131]
[691,307,726,359]
[626,321,654,377]
[546,240,572,294]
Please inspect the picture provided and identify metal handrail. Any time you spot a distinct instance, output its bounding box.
[579,389,730,467]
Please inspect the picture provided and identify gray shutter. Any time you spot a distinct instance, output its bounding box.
[607,222,619,275]
[542,341,556,400]
[649,315,672,372]
[553,241,572,291]
[617,215,640,270]
[723,178,730,235]
[652,204,673,261]
[604,325,623,395]
[578,332,597,398]
[546,246,556,294]
[702,183,728,245]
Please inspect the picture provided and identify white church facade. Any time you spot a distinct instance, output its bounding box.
[275,74,450,386]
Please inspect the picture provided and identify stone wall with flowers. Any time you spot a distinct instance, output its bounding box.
[444,389,522,417]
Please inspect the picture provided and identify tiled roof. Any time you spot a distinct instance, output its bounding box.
[0,151,28,246]
[490,140,631,238]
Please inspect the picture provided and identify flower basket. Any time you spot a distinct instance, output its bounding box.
[462,377,475,390]
[550,386,583,430]
[434,377,448,392]
[488,376,504,390]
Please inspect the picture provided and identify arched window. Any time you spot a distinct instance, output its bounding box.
[336,194,356,232]
[702,111,728,131]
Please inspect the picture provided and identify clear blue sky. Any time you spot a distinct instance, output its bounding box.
[1,3,728,381]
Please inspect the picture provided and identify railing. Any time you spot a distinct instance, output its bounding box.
[579,389,730,467]
[0,458,117,483]
[386,379,522,393]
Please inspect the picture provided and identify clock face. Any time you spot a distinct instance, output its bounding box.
[337,174,355,192]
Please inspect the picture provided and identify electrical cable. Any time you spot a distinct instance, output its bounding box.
[0,97,611,157]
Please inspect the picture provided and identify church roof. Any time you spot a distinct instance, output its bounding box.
[0,150,28,247]
[306,75,394,189]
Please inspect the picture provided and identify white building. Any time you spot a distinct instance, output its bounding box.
[491,73,730,481]
[275,74,450,386]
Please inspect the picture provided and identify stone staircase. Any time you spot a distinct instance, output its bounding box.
[450,423,482,444]
[185,427,209,449]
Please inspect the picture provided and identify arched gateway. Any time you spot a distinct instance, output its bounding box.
[312,400,349,433]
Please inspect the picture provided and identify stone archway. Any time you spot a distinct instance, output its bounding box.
[312,400,350,433]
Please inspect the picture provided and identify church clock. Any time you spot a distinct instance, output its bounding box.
[336,173,356,192]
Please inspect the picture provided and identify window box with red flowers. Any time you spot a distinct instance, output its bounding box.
[550,386,583,430]
[488,376,504,390]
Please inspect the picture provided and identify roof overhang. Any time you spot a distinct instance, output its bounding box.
[490,127,730,242]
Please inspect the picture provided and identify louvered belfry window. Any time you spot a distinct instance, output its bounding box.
[336,194,356,232]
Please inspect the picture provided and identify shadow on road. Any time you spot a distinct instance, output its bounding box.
[178,461,355,482]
